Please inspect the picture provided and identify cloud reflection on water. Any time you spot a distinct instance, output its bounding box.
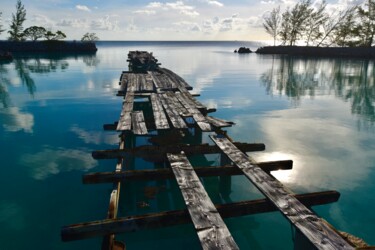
[20,146,98,180]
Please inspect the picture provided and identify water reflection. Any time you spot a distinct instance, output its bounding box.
[260,56,375,128]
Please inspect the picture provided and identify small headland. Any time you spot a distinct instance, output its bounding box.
[0,51,13,61]
[256,46,375,58]
[234,47,252,53]
[0,40,97,54]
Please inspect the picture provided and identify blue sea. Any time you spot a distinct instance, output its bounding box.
[0,41,374,249]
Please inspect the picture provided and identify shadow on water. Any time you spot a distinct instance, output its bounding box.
[260,56,375,129]
[0,53,100,108]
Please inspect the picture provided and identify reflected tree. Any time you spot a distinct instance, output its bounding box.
[14,59,36,96]
[260,57,375,127]
[0,63,11,108]
[82,55,100,67]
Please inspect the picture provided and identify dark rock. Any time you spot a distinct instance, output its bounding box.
[237,47,252,53]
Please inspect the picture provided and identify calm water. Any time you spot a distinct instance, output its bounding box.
[0,41,374,249]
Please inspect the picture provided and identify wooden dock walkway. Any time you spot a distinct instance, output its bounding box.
[61,51,370,250]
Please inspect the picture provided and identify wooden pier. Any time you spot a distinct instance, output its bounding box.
[61,51,370,250]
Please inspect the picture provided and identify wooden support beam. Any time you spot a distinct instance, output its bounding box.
[82,160,293,184]
[91,142,265,162]
[61,191,340,242]
[210,135,354,250]
[167,152,239,249]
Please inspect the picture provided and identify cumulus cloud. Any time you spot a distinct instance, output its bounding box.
[57,18,89,28]
[70,125,119,145]
[21,146,98,180]
[138,1,199,17]
[207,0,224,7]
[76,5,91,12]
[90,15,119,31]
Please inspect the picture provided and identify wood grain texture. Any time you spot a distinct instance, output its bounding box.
[158,93,187,129]
[210,135,354,250]
[150,93,169,129]
[167,152,239,250]
[61,191,340,241]
[131,111,148,135]
[116,93,134,131]
[83,160,293,183]
[92,142,266,161]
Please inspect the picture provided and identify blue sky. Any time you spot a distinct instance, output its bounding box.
[0,0,362,41]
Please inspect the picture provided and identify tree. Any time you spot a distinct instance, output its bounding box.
[278,0,313,46]
[304,1,328,46]
[8,0,27,41]
[333,8,359,47]
[81,32,99,42]
[263,6,281,46]
[23,26,46,41]
[317,6,357,47]
[356,0,375,47]
[0,12,5,34]
[44,30,66,41]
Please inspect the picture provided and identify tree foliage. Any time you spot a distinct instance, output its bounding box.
[81,32,99,42]
[44,30,66,41]
[262,0,375,47]
[8,0,27,41]
[0,12,5,34]
[23,26,46,41]
[263,6,281,46]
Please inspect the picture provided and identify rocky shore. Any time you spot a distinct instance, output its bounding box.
[256,46,375,58]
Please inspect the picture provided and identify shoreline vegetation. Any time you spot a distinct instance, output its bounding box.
[255,46,375,58]
[0,41,97,53]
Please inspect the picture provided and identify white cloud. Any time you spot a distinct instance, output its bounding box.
[133,9,156,15]
[70,125,119,145]
[57,18,89,28]
[90,15,119,31]
[147,2,163,8]
[76,5,91,12]
[207,0,224,7]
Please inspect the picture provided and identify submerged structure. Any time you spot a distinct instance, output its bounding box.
[61,51,369,250]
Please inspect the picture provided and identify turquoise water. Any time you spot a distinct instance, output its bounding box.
[0,41,374,249]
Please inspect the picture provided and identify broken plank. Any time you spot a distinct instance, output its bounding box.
[61,191,340,241]
[167,152,239,250]
[158,93,187,129]
[205,116,234,128]
[83,160,293,184]
[116,93,134,131]
[92,142,266,161]
[131,111,148,135]
[210,135,354,250]
[150,93,169,129]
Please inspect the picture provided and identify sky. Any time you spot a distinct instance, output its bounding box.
[0,0,363,41]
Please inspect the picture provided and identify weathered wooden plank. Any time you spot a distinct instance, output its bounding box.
[158,93,187,129]
[116,93,134,131]
[126,73,137,93]
[131,111,148,135]
[159,68,193,90]
[210,135,354,250]
[205,116,234,128]
[144,73,154,92]
[61,191,340,241]
[148,71,163,90]
[169,152,239,250]
[83,160,293,184]
[165,92,190,117]
[92,142,266,161]
[150,93,169,130]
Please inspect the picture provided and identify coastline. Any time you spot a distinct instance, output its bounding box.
[0,40,97,53]
[256,46,375,58]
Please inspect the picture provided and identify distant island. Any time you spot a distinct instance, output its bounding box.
[0,40,97,53]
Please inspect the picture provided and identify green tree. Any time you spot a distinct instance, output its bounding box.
[0,12,5,34]
[8,0,27,41]
[334,8,359,47]
[263,6,281,46]
[304,1,328,46]
[279,0,313,46]
[81,32,99,42]
[356,0,375,47]
[23,26,46,41]
[44,30,66,40]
